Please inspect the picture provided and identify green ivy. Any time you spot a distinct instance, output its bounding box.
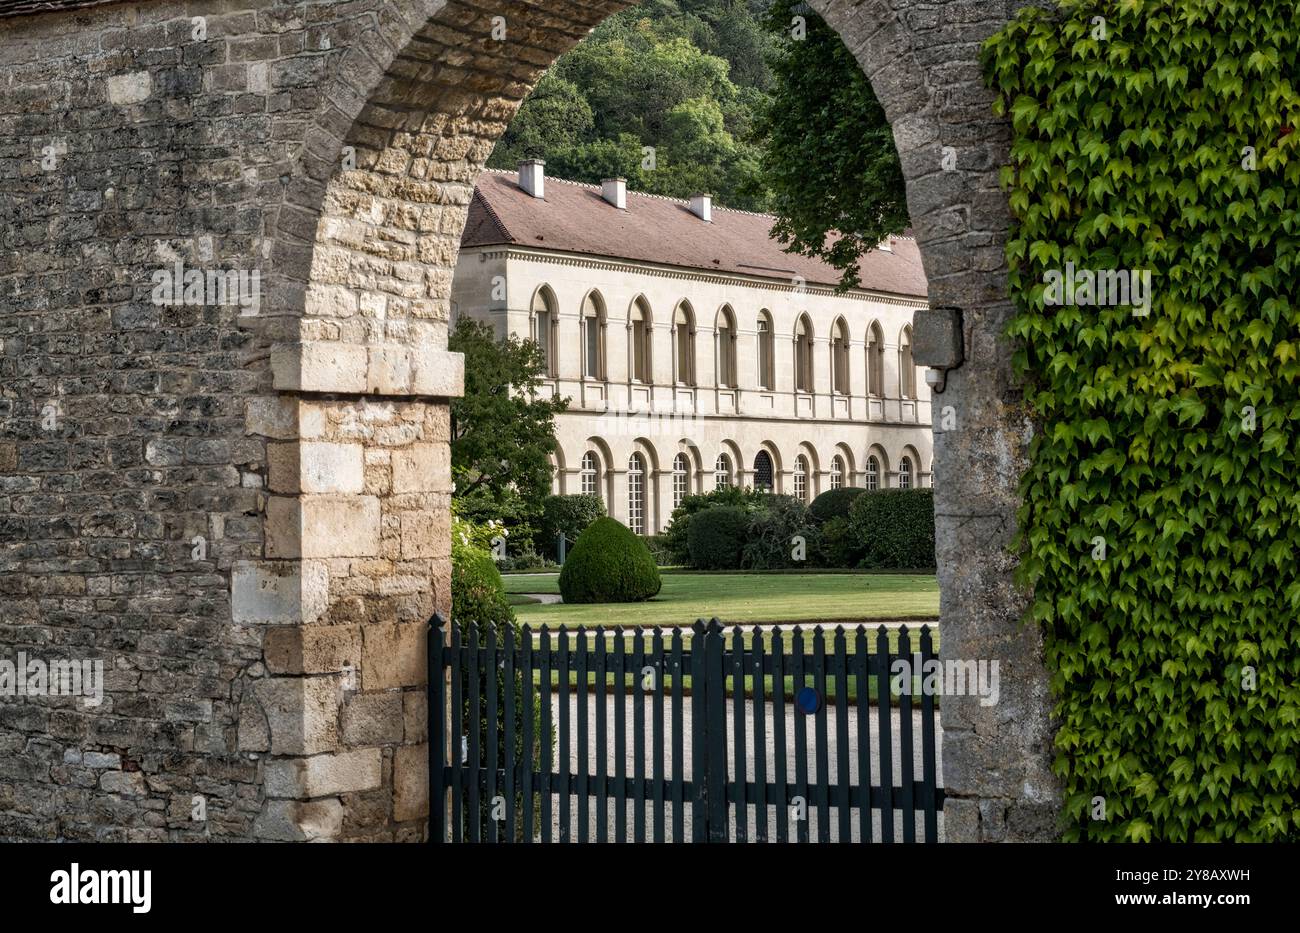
[983,0,1300,841]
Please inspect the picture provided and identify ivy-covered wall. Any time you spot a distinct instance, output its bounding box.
[985,0,1300,841]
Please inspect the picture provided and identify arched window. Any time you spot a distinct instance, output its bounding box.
[714,453,732,490]
[581,451,601,497]
[716,306,737,387]
[753,450,774,492]
[794,315,814,393]
[756,311,775,390]
[582,291,606,380]
[673,301,695,386]
[628,453,646,534]
[866,455,880,491]
[629,297,652,384]
[899,456,913,489]
[867,322,884,397]
[832,318,850,394]
[793,455,809,503]
[672,453,689,508]
[830,455,844,490]
[899,325,916,399]
[531,286,557,377]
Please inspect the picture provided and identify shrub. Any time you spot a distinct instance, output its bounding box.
[742,495,821,569]
[686,505,751,570]
[808,486,867,524]
[451,540,516,631]
[540,494,606,556]
[848,488,935,570]
[662,486,768,564]
[558,517,662,603]
[816,514,861,568]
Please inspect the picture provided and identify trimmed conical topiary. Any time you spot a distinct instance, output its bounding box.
[558,517,662,603]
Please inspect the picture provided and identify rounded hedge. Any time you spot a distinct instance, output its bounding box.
[558,517,661,603]
[808,486,867,524]
[686,505,750,570]
[848,488,935,570]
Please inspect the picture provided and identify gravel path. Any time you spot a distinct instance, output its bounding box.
[534,693,943,843]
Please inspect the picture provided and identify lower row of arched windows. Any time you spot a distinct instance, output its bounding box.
[578,449,921,534]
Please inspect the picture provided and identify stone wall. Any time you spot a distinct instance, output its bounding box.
[0,0,1058,842]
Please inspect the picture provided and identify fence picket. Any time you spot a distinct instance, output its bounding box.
[813,627,830,841]
[595,628,608,844]
[651,627,666,844]
[450,622,463,844]
[614,630,627,842]
[752,626,767,843]
[772,628,787,844]
[898,626,916,843]
[632,628,646,843]
[731,626,747,842]
[429,614,445,844]
[557,627,571,842]
[576,628,589,843]
[466,623,481,843]
[854,626,871,844]
[538,626,552,843]
[920,626,939,843]
[833,626,851,842]
[791,628,809,844]
[485,624,498,844]
[671,627,685,843]
[502,625,516,843]
[875,625,895,843]
[520,627,534,843]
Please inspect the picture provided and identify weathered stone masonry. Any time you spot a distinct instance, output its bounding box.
[0,0,1058,841]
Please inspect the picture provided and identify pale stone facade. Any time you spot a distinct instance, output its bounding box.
[453,171,934,534]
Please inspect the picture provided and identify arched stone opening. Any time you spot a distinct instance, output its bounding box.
[0,0,1055,843]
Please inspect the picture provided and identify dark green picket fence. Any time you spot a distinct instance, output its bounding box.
[427,615,944,843]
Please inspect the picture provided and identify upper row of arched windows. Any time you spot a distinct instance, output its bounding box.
[530,287,918,398]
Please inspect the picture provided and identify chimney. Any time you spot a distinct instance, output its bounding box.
[689,193,712,223]
[601,177,626,209]
[518,159,545,199]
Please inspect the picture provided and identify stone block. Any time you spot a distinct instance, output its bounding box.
[272,341,367,393]
[341,692,405,746]
[392,744,428,822]
[254,676,339,756]
[361,623,425,689]
[391,443,449,493]
[302,495,381,558]
[263,748,382,798]
[264,624,360,674]
[254,798,344,841]
[231,560,302,624]
[398,509,449,559]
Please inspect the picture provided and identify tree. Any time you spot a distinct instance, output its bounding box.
[754,0,908,291]
[448,319,569,540]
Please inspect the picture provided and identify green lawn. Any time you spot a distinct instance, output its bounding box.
[500,571,938,628]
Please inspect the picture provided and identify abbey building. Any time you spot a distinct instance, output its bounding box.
[452,162,934,535]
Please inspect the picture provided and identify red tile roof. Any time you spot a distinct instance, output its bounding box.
[463,169,928,297]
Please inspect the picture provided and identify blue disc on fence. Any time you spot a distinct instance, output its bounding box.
[796,686,820,715]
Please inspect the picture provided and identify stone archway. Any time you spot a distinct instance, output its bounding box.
[0,0,1054,842]
[266,0,1057,842]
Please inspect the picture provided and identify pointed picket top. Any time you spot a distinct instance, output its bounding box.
[429,611,447,631]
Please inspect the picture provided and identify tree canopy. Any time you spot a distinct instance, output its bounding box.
[487,0,908,289]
